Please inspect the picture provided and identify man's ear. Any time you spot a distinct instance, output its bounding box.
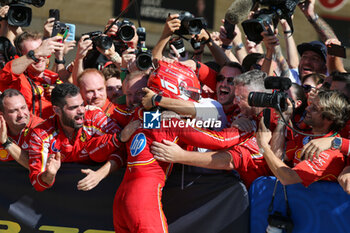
[53,106,61,115]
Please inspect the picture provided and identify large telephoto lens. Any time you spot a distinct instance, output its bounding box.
[248,92,273,108]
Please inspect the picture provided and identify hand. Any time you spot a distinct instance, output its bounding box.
[301,137,334,161]
[120,120,141,142]
[43,17,55,38]
[231,117,256,132]
[142,87,156,110]
[34,36,65,58]
[105,18,119,38]
[75,35,93,60]
[151,139,184,163]
[298,0,316,18]
[256,117,272,149]
[44,85,55,99]
[46,152,61,176]
[121,48,137,72]
[210,31,222,47]
[278,98,294,123]
[0,5,9,19]
[77,169,103,191]
[339,166,350,195]
[0,115,8,144]
[168,44,188,62]
[261,29,279,52]
[193,29,210,44]
[162,14,181,38]
[63,40,76,56]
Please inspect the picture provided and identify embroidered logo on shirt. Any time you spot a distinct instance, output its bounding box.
[130,133,147,157]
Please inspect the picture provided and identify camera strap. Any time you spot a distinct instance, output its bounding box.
[25,74,42,118]
[104,0,136,34]
[268,179,292,218]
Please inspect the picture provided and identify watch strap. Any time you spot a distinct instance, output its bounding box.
[55,58,66,64]
[2,138,12,149]
[27,50,39,63]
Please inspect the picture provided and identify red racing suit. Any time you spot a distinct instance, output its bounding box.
[27,109,123,191]
[0,60,62,119]
[285,131,346,187]
[113,117,251,233]
[0,114,43,162]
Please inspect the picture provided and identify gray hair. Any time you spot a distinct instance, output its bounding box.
[234,69,269,92]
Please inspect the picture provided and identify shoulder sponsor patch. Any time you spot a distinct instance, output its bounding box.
[0,149,9,160]
[130,133,147,157]
[51,140,60,152]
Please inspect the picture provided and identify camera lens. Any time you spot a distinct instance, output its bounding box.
[93,35,113,50]
[119,25,135,41]
[248,92,273,108]
[7,4,32,27]
[136,51,152,70]
[170,38,186,57]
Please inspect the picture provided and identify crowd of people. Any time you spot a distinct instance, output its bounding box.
[0,0,350,232]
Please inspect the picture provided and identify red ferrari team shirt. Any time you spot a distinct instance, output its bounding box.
[286,131,345,187]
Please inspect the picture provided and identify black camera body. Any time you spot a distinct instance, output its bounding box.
[175,11,207,35]
[1,0,45,27]
[242,0,299,43]
[135,47,152,71]
[248,76,291,112]
[266,211,294,233]
[82,31,113,51]
[115,19,135,41]
[169,37,186,57]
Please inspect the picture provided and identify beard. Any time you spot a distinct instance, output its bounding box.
[61,111,84,130]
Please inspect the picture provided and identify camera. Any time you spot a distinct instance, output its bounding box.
[175,11,207,35]
[169,37,186,57]
[114,19,135,41]
[52,22,69,41]
[266,211,294,233]
[0,0,45,27]
[135,47,152,71]
[242,0,299,43]
[248,76,292,112]
[82,31,113,50]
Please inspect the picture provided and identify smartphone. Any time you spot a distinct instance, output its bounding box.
[52,22,69,42]
[49,9,60,21]
[65,23,76,42]
[263,108,271,130]
[327,44,346,58]
[224,20,235,40]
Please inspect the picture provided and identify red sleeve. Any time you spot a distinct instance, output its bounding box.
[196,62,217,91]
[292,150,345,187]
[0,60,22,92]
[28,129,54,192]
[170,118,253,150]
[285,138,299,161]
[341,138,350,157]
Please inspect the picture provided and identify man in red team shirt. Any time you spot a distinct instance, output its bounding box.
[256,90,350,186]
[0,31,64,119]
[27,83,123,192]
[0,89,42,168]
[113,61,251,233]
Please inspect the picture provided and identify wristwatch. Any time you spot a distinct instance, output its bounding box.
[27,50,39,63]
[55,58,66,64]
[2,138,12,149]
[331,137,342,150]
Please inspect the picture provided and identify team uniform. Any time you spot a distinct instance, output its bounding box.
[27,109,123,192]
[0,114,43,162]
[101,98,116,117]
[285,131,346,187]
[113,116,251,233]
[0,60,62,119]
[110,103,137,128]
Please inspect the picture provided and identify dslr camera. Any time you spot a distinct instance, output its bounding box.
[242,0,300,43]
[0,0,45,27]
[248,76,291,112]
[175,11,207,35]
[114,19,135,42]
[82,31,113,51]
[266,211,294,233]
[135,47,152,71]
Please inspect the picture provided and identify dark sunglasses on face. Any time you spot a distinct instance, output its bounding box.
[302,84,315,93]
[216,75,235,85]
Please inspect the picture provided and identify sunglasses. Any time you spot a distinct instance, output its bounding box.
[302,84,316,93]
[216,75,235,85]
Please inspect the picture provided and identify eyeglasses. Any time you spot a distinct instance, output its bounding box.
[302,84,316,93]
[216,75,235,85]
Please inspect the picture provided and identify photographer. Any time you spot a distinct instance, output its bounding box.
[256,90,350,186]
[0,31,64,119]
